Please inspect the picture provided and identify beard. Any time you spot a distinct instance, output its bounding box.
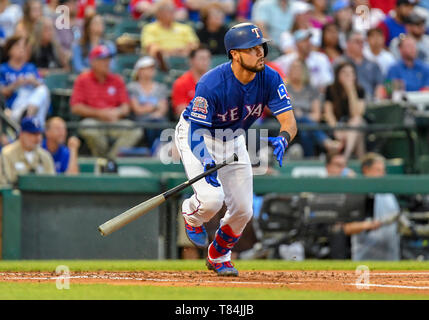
[239,55,265,73]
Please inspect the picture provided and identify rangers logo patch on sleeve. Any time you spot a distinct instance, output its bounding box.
[277,83,290,100]
[192,96,208,114]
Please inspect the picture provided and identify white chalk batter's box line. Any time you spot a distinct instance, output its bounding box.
[0,275,286,286]
[2,273,429,290]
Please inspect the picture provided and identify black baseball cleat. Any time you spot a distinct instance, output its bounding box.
[206,257,239,277]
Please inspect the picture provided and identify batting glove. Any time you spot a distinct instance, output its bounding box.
[267,136,288,167]
[202,158,221,188]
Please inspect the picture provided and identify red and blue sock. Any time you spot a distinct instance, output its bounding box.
[208,224,241,259]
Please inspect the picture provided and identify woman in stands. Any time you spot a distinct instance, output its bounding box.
[0,35,50,126]
[71,13,116,73]
[127,56,169,150]
[323,61,366,160]
[319,22,343,64]
[15,0,44,46]
[30,17,70,77]
[286,58,342,157]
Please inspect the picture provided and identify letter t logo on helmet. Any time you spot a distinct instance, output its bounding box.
[251,28,261,38]
[224,23,270,59]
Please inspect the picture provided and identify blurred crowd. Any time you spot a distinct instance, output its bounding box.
[0,0,428,184]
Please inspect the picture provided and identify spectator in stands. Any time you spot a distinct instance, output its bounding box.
[185,0,235,23]
[129,0,188,21]
[42,116,80,174]
[376,0,417,46]
[319,22,343,64]
[351,152,400,261]
[0,117,55,185]
[386,35,429,91]
[196,3,228,55]
[363,27,396,77]
[0,35,50,126]
[70,45,142,159]
[43,0,60,20]
[141,0,199,59]
[324,152,356,177]
[342,30,384,101]
[71,13,116,74]
[309,0,334,29]
[171,45,211,119]
[76,0,95,19]
[286,58,342,157]
[390,12,429,64]
[324,61,366,160]
[0,0,22,45]
[15,0,44,43]
[55,0,82,57]
[128,56,169,149]
[251,0,295,47]
[30,17,70,77]
[279,1,320,54]
[332,0,353,49]
[236,0,253,22]
[274,29,333,91]
[370,0,397,14]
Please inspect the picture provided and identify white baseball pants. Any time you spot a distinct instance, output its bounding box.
[174,115,253,235]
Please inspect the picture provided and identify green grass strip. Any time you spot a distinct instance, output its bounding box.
[0,260,429,272]
[0,283,428,300]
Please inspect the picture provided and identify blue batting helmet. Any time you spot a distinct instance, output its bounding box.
[224,23,270,59]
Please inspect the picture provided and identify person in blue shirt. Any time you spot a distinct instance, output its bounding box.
[174,23,297,276]
[376,0,417,46]
[71,14,116,74]
[0,35,50,126]
[42,117,80,174]
[386,35,429,91]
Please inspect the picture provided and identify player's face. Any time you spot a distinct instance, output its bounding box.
[236,45,265,73]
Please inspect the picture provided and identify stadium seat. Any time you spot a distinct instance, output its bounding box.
[112,53,141,74]
[210,55,229,68]
[166,56,189,71]
[43,72,71,91]
[113,19,146,39]
[96,3,129,17]
[266,44,283,61]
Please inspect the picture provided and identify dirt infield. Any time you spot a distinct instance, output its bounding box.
[1,270,429,295]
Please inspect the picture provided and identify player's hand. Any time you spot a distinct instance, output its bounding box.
[267,136,288,167]
[202,158,221,188]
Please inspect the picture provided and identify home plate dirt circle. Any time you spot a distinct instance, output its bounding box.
[1,270,429,294]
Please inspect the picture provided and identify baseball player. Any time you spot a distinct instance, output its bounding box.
[174,23,297,276]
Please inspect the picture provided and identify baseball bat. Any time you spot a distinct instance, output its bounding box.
[98,153,239,236]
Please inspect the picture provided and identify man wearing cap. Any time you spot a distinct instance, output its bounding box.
[274,29,333,91]
[70,45,142,159]
[376,0,417,46]
[389,12,429,63]
[0,117,55,185]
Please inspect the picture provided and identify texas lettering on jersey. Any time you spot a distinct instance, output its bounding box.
[183,62,293,134]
